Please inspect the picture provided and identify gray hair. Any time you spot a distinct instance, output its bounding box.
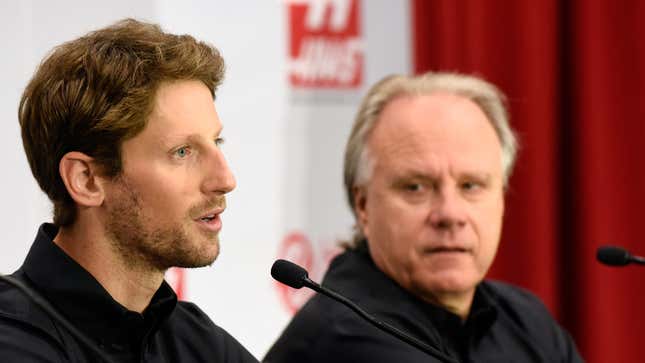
[343,72,518,246]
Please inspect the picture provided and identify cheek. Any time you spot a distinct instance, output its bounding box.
[366,189,412,231]
[366,198,426,256]
[474,196,504,261]
[127,173,191,216]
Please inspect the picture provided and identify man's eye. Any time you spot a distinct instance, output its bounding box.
[215,137,225,147]
[175,146,191,158]
[461,181,481,191]
[405,183,423,192]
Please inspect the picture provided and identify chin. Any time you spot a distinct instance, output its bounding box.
[417,271,479,296]
[173,252,219,269]
[170,239,220,268]
[195,242,220,266]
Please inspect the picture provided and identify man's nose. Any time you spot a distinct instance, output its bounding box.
[428,186,467,230]
[202,147,236,195]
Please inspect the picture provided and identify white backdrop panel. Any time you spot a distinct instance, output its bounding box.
[0,0,410,358]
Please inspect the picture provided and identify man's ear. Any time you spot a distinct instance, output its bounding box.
[58,152,105,207]
[353,185,369,237]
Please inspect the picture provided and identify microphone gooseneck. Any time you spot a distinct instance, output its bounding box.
[271,259,460,363]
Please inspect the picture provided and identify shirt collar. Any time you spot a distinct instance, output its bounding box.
[21,223,178,346]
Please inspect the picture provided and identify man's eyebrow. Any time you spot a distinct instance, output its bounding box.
[460,171,492,181]
[155,134,197,151]
[393,170,493,183]
[158,125,224,145]
[402,172,434,180]
[394,170,439,182]
[158,133,193,144]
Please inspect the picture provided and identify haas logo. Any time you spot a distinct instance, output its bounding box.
[275,231,341,314]
[165,267,186,300]
[287,0,363,88]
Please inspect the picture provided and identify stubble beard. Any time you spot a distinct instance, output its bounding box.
[104,177,222,273]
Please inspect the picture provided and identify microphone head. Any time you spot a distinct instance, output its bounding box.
[271,259,309,289]
[597,245,631,266]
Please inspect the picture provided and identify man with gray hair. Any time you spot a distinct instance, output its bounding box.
[264,72,583,362]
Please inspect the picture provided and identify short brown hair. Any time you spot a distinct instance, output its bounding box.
[19,18,225,226]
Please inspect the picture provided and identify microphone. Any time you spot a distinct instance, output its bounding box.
[596,245,645,266]
[271,259,459,363]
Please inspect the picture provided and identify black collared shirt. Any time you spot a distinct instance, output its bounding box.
[0,223,258,363]
[264,244,584,363]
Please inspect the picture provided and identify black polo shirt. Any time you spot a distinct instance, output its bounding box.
[264,243,584,363]
[0,223,258,363]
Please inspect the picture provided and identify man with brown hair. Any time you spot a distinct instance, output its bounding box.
[0,19,257,362]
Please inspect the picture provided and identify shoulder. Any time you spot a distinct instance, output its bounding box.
[482,280,548,308]
[265,250,445,363]
[171,301,220,333]
[480,280,583,361]
[264,282,430,363]
[481,280,556,325]
[0,274,68,362]
[265,292,343,352]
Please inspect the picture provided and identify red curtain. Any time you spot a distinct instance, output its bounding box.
[412,1,645,362]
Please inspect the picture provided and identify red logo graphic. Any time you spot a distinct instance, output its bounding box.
[165,267,186,300]
[275,231,342,314]
[275,232,315,314]
[287,0,363,89]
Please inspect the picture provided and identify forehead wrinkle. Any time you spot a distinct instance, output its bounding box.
[147,80,221,134]
[369,125,499,185]
[146,104,223,143]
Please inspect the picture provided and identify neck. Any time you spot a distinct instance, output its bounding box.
[420,289,475,321]
[53,219,164,313]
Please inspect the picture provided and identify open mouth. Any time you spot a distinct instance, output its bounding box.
[200,214,216,222]
[195,212,222,233]
[426,247,469,254]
